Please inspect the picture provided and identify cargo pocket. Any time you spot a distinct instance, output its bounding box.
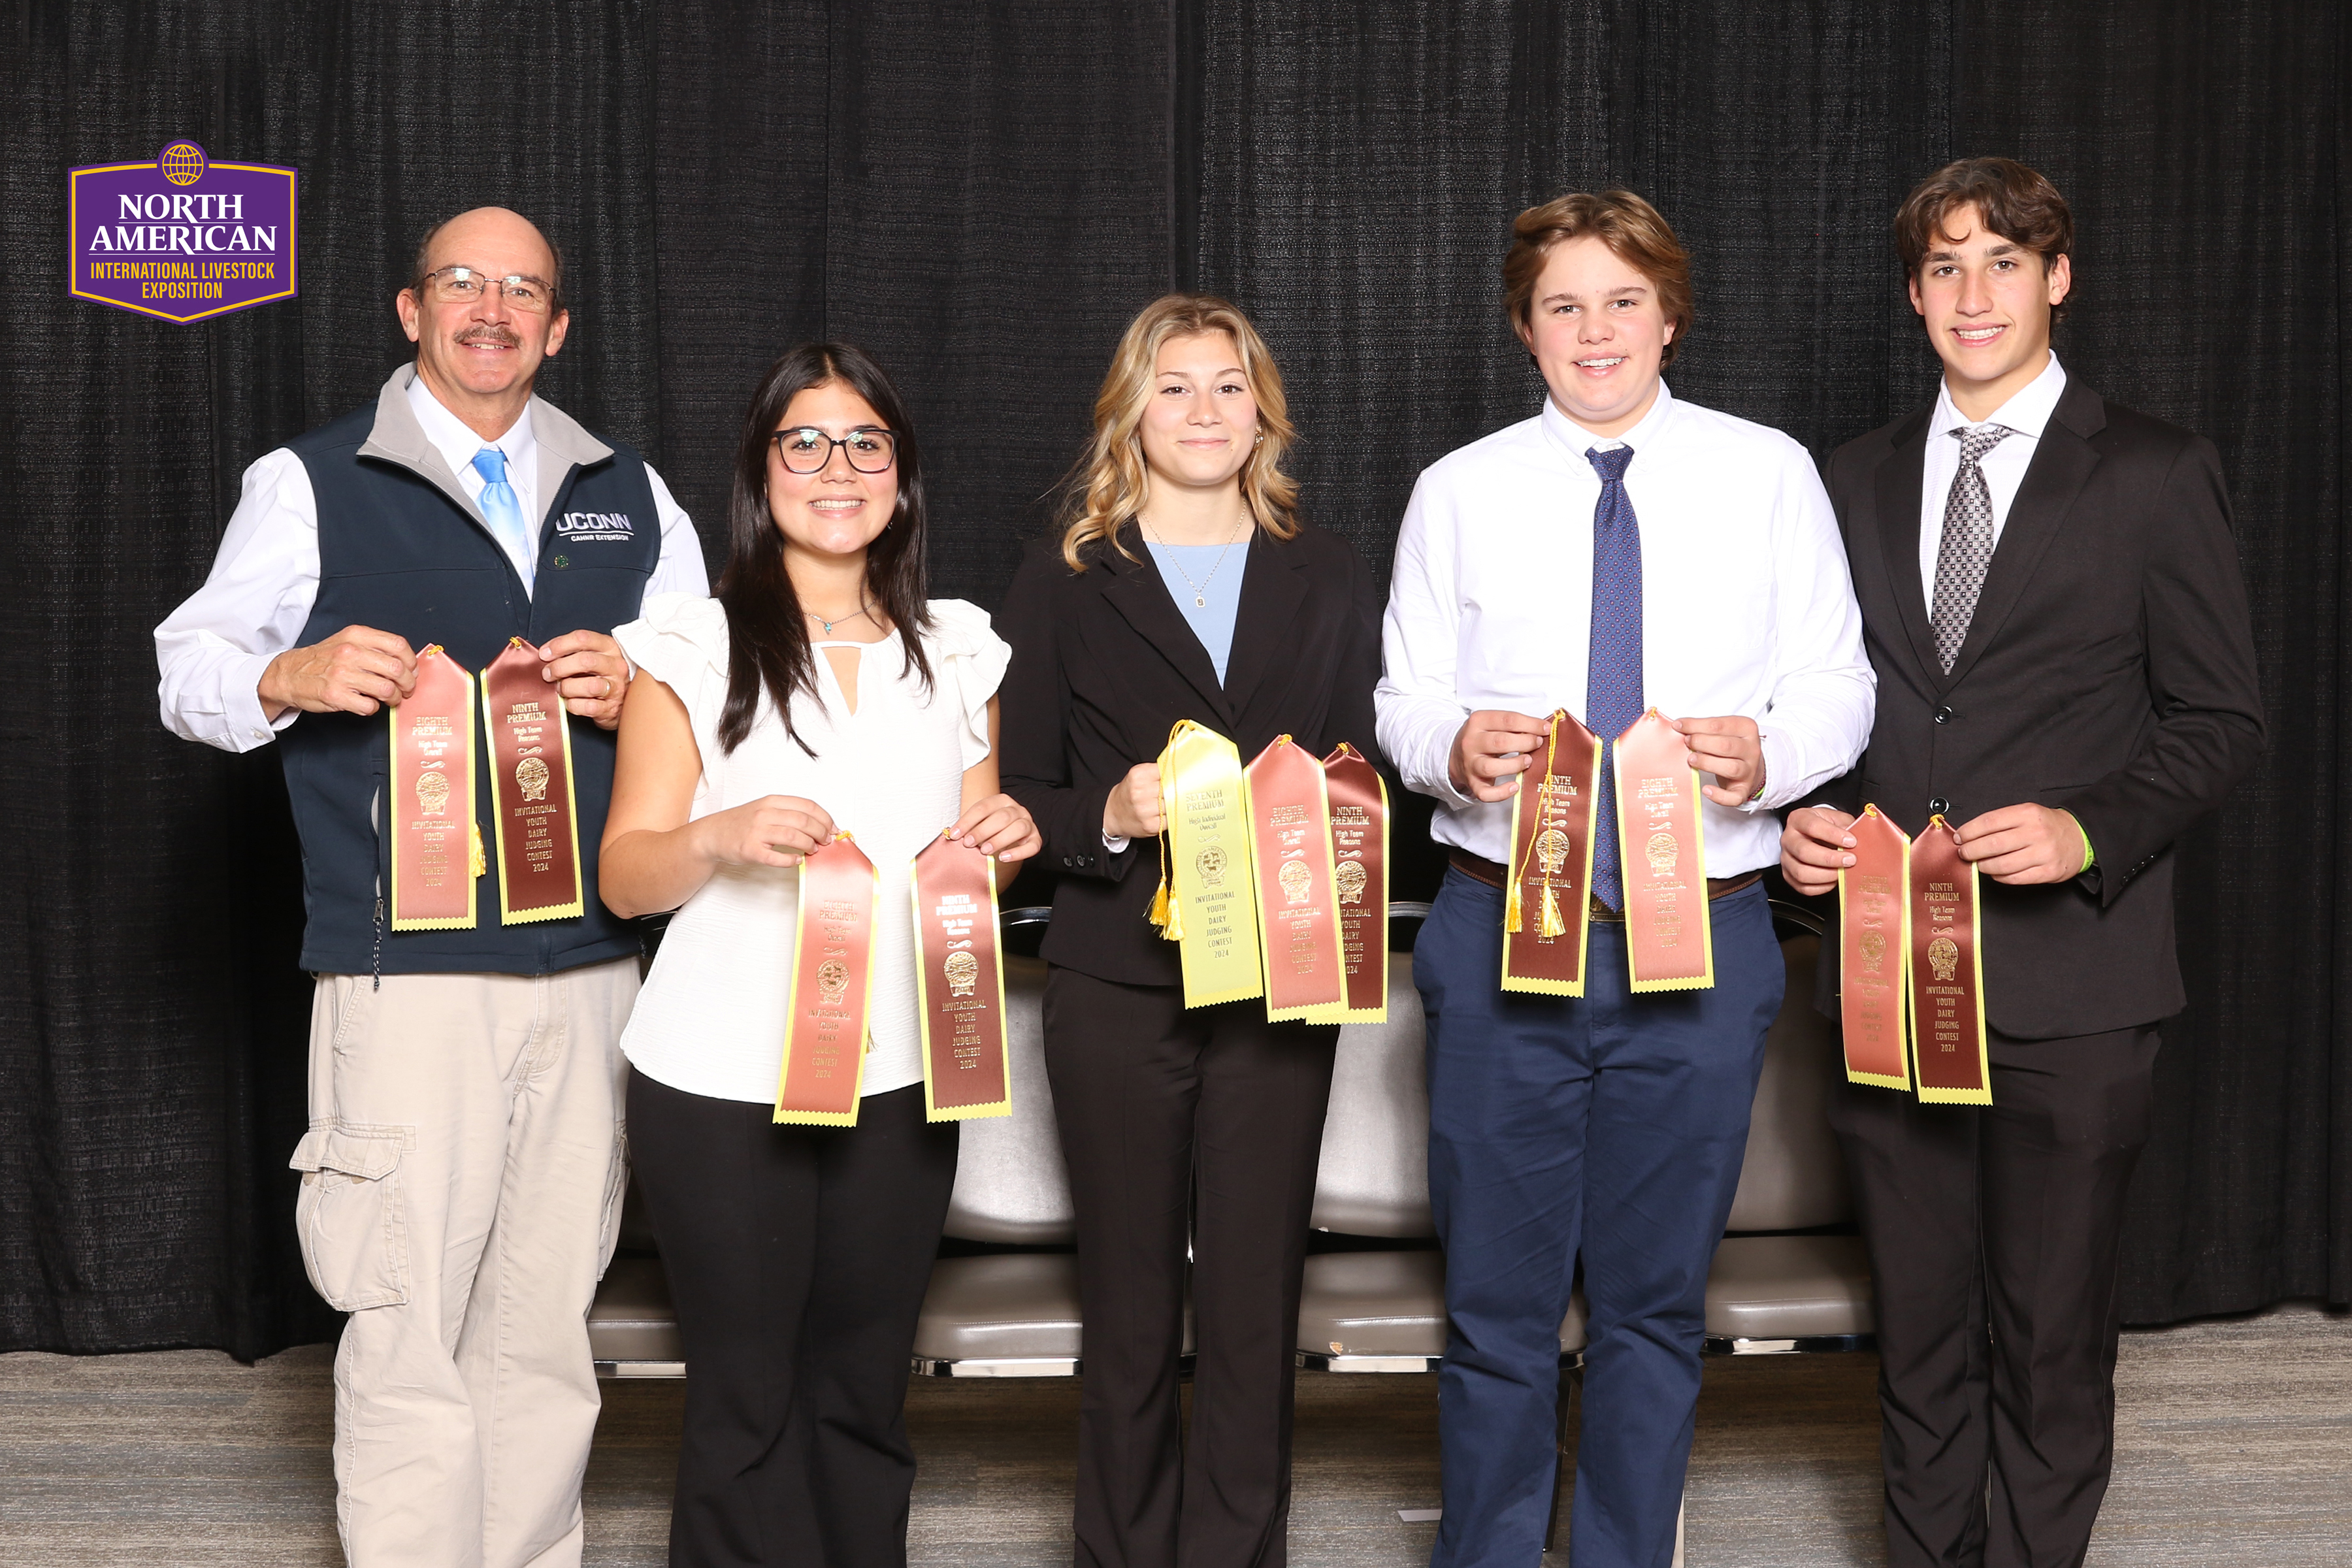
[289,1124,413,1311]
[595,1124,630,1278]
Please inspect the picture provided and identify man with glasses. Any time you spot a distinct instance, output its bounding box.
[155,206,705,1568]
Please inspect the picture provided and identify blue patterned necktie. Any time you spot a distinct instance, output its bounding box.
[1584,444,1644,911]
[471,446,535,593]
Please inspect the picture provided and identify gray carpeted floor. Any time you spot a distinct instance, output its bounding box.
[3,1303,2345,1565]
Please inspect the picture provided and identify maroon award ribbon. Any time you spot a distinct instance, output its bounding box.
[909,834,1011,1122]
[1500,710,1602,996]
[389,645,480,930]
[777,834,880,1126]
[1310,742,1388,1023]
[1838,805,1912,1090]
[1907,816,1991,1104]
[1246,734,1347,1021]
[479,638,584,923]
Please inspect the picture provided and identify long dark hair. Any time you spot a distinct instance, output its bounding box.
[715,342,934,755]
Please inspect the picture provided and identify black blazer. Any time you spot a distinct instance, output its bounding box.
[998,520,1386,987]
[1811,376,2263,1038]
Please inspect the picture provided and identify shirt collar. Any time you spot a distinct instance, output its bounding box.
[404,368,538,484]
[1933,351,2068,442]
[1540,378,1676,464]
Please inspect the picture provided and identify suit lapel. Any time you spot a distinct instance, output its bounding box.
[1098,526,1234,728]
[1872,408,1943,685]
[1218,532,1306,722]
[1941,380,2107,688]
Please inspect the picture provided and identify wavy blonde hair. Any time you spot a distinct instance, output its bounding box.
[1060,293,1300,570]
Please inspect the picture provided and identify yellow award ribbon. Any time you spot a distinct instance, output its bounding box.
[1154,720,1264,1008]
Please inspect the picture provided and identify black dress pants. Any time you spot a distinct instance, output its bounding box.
[1041,966,1339,1568]
[627,1071,960,1568]
[1829,1024,2160,1568]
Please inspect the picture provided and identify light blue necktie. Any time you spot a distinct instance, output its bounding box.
[1584,444,1644,911]
[470,446,534,592]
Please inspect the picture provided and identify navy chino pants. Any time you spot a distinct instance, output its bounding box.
[1417,869,1783,1568]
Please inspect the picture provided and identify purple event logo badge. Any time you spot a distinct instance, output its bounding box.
[69,140,297,322]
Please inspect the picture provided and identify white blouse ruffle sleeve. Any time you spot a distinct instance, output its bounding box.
[923,598,1011,772]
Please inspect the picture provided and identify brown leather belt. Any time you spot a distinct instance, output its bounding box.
[1447,849,1759,921]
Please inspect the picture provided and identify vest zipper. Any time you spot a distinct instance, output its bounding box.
[369,785,385,989]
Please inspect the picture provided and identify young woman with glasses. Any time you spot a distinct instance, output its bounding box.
[996,295,1385,1568]
[598,342,1039,1567]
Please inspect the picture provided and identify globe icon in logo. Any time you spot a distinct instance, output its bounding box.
[159,141,207,186]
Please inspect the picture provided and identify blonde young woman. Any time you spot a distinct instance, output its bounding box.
[998,295,1384,1568]
[599,342,1038,1567]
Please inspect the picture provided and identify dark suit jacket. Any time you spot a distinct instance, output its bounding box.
[1812,376,2263,1038]
[998,520,1386,987]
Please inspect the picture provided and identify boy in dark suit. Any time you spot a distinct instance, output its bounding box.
[1781,157,2264,1568]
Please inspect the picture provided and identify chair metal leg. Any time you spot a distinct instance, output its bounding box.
[1545,1361,1583,1553]
[1539,1365,1682,1563]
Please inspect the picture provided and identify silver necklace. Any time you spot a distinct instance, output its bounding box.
[1141,515,1250,608]
[804,596,875,636]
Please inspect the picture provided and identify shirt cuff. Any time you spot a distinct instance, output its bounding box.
[1742,729,1791,813]
[229,650,294,748]
[1102,830,1132,855]
[1410,719,1483,813]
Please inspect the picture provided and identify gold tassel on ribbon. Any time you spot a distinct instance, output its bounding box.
[468,824,487,879]
[1149,749,1182,939]
[1504,875,1525,933]
[1150,855,1181,939]
[1540,885,1567,939]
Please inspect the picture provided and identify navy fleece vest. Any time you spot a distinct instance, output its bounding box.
[280,400,659,975]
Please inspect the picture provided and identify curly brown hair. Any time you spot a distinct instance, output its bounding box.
[1895,158,2074,323]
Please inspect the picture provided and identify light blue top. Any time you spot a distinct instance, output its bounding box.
[1146,540,1247,685]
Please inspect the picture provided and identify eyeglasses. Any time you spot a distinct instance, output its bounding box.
[771,426,897,474]
[420,265,555,314]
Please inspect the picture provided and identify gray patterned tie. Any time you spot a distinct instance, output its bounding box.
[1931,425,2013,672]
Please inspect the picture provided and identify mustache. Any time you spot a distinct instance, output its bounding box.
[453,325,521,348]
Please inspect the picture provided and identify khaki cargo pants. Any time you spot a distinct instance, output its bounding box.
[293,959,636,1568]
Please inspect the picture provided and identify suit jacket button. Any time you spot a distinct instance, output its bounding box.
[1928,796,1950,816]
[1076,855,1092,868]
[1933,705,1953,725]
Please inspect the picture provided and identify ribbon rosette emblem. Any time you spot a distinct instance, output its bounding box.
[416,766,449,816]
[1644,831,1679,875]
[1927,936,1959,983]
[943,949,979,998]
[817,958,851,1005]
[1858,930,1886,972]
[514,755,549,802]
[1279,858,1312,906]
[1534,828,1569,877]
[1335,859,1367,905]
[1194,844,1227,887]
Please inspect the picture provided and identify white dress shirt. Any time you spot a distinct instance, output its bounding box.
[154,374,707,753]
[1919,353,2069,612]
[1376,382,1876,876]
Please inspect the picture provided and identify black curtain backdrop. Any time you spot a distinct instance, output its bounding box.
[1,3,2342,1359]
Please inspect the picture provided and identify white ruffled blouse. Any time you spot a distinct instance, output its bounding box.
[612,592,1011,1105]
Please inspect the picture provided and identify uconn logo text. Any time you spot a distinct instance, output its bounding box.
[557,511,636,541]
